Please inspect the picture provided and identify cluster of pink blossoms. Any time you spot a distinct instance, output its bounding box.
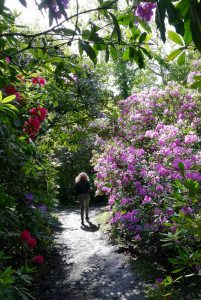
[92,84,201,240]
[23,106,47,140]
[20,230,44,264]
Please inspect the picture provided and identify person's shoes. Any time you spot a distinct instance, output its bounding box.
[81,220,84,226]
[86,217,90,222]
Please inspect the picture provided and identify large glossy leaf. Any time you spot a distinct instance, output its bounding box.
[168,30,184,46]
[139,32,147,43]
[189,0,201,52]
[109,12,121,44]
[2,95,16,103]
[166,48,182,61]
[176,0,190,18]
[109,45,118,60]
[183,19,192,46]
[165,0,184,36]
[177,52,185,66]
[79,40,97,63]
[155,1,166,43]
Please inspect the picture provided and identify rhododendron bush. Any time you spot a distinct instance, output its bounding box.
[92,85,201,287]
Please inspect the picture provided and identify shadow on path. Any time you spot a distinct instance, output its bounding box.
[33,206,145,300]
[81,220,100,232]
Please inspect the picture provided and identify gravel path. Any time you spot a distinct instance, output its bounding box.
[35,206,145,300]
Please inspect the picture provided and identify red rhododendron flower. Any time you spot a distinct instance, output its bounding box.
[30,106,47,121]
[20,230,31,241]
[32,255,44,264]
[37,106,47,121]
[28,117,41,130]
[32,77,46,85]
[4,85,17,95]
[29,108,38,116]
[24,106,47,140]
[28,237,37,249]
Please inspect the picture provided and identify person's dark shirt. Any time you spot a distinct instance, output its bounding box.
[75,179,90,196]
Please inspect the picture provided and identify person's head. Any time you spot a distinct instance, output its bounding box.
[75,172,89,183]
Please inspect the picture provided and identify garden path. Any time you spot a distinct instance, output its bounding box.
[34,206,145,300]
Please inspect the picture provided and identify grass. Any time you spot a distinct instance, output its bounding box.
[96,209,111,232]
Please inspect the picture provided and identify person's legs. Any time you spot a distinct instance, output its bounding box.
[78,195,84,224]
[85,194,90,220]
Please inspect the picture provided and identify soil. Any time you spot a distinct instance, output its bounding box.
[33,206,146,300]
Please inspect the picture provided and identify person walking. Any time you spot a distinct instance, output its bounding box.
[75,172,90,225]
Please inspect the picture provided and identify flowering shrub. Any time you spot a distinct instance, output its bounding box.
[23,106,48,140]
[92,84,201,293]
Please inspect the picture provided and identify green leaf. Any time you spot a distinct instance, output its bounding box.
[118,14,134,26]
[168,30,184,46]
[165,0,184,36]
[109,12,121,44]
[177,52,185,66]
[155,1,166,43]
[176,0,190,18]
[137,18,151,33]
[183,19,192,45]
[140,47,152,59]
[5,104,19,111]
[110,45,118,60]
[129,47,136,60]
[135,50,145,68]
[79,40,97,63]
[189,1,201,52]
[101,0,116,9]
[139,32,147,43]
[190,79,201,90]
[122,48,130,61]
[2,95,16,103]
[82,29,91,40]
[166,48,182,61]
[171,267,185,273]
[105,46,109,62]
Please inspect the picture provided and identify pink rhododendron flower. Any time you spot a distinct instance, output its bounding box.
[142,196,152,205]
[133,234,142,241]
[5,57,11,64]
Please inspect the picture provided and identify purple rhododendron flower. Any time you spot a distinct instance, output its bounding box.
[38,205,47,212]
[142,196,152,205]
[166,208,174,216]
[133,234,142,241]
[180,206,193,215]
[25,193,34,201]
[135,2,157,22]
